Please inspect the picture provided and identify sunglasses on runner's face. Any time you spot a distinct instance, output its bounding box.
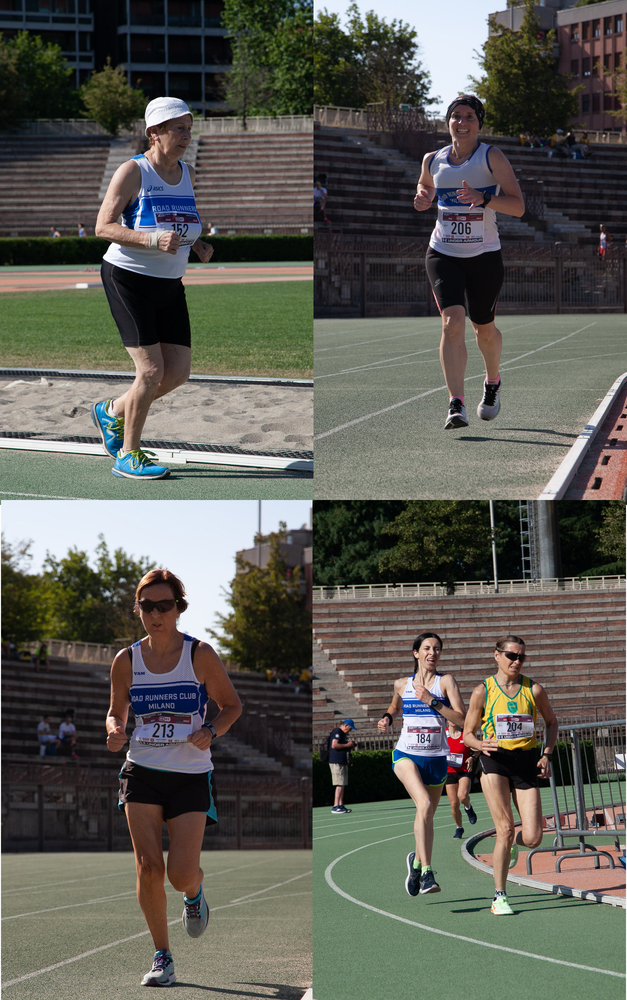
[136,599,177,614]
[500,650,525,663]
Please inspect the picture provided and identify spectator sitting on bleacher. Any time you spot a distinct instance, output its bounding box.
[59,711,78,757]
[37,715,61,756]
[565,132,590,160]
[34,640,49,672]
[547,130,568,158]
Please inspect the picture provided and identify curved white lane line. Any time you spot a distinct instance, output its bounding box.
[324,835,625,979]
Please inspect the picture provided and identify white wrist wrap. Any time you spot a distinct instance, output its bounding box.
[149,232,160,249]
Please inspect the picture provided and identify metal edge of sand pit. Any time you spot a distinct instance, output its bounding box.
[0,368,313,388]
[462,825,626,909]
[538,371,627,501]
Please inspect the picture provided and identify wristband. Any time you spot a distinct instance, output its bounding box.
[540,748,553,759]
[382,713,393,727]
[149,232,161,249]
[202,722,217,740]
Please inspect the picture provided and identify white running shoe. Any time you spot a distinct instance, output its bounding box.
[477,379,501,421]
[141,950,176,987]
[445,397,469,429]
[182,884,210,938]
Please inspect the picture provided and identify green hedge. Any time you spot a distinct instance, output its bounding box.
[0,234,312,266]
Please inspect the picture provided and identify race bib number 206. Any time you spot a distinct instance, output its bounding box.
[441,211,485,245]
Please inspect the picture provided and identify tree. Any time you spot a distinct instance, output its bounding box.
[313,501,406,585]
[42,536,156,644]
[314,3,436,110]
[595,502,626,570]
[607,67,627,128]
[222,0,313,118]
[0,31,80,127]
[209,526,311,673]
[1,538,56,643]
[470,0,582,136]
[80,58,146,136]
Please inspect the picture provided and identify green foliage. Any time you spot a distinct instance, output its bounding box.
[1,538,55,643]
[557,501,625,576]
[80,59,145,136]
[0,234,312,266]
[0,31,80,129]
[209,525,311,673]
[314,3,436,109]
[313,749,399,807]
[596,502,626,565]
[312,501,406,585]
[470,0,581,135]
[222,0,313,118]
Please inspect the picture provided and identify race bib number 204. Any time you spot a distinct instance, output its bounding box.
[495,714,534,740]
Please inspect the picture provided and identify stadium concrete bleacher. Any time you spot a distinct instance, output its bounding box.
[314,123,627,247]
[2,653,312,780]
[313,587,626,742]
[0,131,312,237]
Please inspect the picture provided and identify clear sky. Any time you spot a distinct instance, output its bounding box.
[1,500,312,646]
[315,0,502,116]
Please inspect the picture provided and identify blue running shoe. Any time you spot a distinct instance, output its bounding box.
[141,950,176,987]
[182,884,209,938]
[465,803,478,825]
[405,852,421,896]
[91,399,124,457]
[112,449,170,480]
[453,827,464,839]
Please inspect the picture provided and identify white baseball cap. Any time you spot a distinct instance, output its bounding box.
[144,97,194,136]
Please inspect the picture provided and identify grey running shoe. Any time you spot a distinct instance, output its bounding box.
[141,950,176,987]
[405,852,421,896]
[419,869,441,894]
[445,397,469,429]
[477,379,501,421]
[182,884,209,938]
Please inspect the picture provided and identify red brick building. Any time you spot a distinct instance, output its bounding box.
[557,0,626,132]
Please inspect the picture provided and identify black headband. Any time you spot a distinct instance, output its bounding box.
[446,96,485,129]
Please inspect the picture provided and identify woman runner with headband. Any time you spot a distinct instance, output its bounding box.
[414,95,525,429]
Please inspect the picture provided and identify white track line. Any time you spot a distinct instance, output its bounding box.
[315,322,596,441]
[1,872,312,988]
[1,871,134,895]
[0,490,87,499]
[230,870,312,902]
[314,811,492,841]
[324,836,625,979]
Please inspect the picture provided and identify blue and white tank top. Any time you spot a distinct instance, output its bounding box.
[395,674,450,758]
[428,142,500,258]
[126,633,212,774]
[103,155,202,279]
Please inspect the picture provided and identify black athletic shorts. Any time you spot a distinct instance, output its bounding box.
[118,760,217,824]
[445,769,471,785]
[479,748,539,790]
[101,260,192,348]
[425,246,505,326]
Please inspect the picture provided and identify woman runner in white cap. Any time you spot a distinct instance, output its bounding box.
[414,95,525,430]
[93,97,213,480]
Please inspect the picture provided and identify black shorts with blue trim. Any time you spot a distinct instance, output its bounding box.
[392,748,448,787]
[118,760,217,825]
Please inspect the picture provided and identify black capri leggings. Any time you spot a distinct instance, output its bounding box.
[101,260,192,348]
[425,247,505,326]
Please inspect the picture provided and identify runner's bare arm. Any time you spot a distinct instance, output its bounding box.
[436,674,466,728]
[456,148,525,217]
[95,160,180,254]
[187,642,242,750]
[377,678,405,731]
[533,682,558,777]
[414,152,437,212]
[106,649,132,751]
[463,683,497,754]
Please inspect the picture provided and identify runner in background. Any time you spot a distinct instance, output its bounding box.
[444,721,478,838]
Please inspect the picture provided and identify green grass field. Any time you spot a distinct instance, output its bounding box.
[2,850,312,999]
[0,282,312,378]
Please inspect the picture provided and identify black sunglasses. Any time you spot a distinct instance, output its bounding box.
[500,650,525,663]
[136,599,177,613]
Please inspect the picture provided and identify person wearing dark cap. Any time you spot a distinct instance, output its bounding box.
[329,718,356,814]
[413,94,525,429]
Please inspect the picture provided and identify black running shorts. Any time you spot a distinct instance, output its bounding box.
[425,247,505,326]
[479,748,539,790]
[445,769,471,785]
[101,260,192,348]
[118,760,217,824]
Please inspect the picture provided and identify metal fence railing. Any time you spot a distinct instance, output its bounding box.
[313,576,626,601]
[527,720,626,874]
[15,116,313,138]
[314,237,627,317]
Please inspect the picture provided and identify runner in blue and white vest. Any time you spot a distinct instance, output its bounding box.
[413,94,525,430]
[377,632,466,896]
[93,97,214,481]
[106,568,242,987]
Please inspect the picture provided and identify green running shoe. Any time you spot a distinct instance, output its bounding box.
[509,844,519,869]
[491,894,514,915]
[141,949,176,986]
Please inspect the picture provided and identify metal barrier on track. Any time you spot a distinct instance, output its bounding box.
[527,719,626,874]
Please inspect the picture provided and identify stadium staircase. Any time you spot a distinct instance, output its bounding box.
[0,131,312,237]
[313,589,625,742]
[314,123,625,247]
[2,655,311,779]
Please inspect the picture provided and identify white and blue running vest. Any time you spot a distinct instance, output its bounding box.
[126,634,212,774]
[103,155,202,279]
[429,142,501,258]
[395,674,450,758]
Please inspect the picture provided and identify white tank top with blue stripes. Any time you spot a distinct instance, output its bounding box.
[395,674,450,758]
[103,154,202,278]
[126,633,212,774]
[429,142,501,258]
